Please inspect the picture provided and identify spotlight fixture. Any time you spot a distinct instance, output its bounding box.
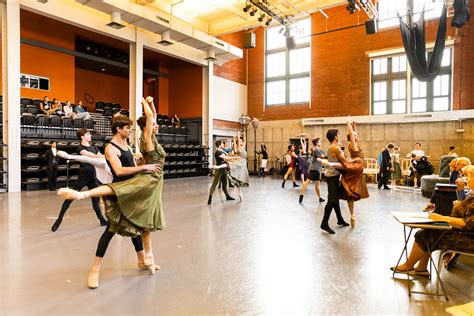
[243,3,252,13]
[250,7,258,16]
[158,31,173,46]
[106,12,125,29]
[345,0,378,18]
[346,0,359,14]
[265,17,272,26]
[258,13,265,22]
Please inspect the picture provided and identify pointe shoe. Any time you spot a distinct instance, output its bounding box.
[144,253,156,275]
[87,270,99,289]
[137,262,161,271]
[58,188,86,200]
[350,216,356,228]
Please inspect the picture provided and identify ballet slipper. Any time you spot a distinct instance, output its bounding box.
[137,262,161,271]
[144,253,156,275]
[57,188,89,200]
[87,270,99,289]
[350,215,356,228]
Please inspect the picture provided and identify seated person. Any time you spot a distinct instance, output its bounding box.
[63,100,77,119]
[391,166,474,276]
[406,142,425,160]
[424,157,471,211]
[50,99,64,117]
[408,153,420,187]
[74,100,91,120]
[448,145,458,157]
[39,96,52,115]
[171,113,180,127]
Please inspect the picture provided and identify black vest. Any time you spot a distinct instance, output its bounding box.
[107,142,135,182]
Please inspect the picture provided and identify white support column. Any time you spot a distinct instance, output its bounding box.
[202,61,214,163]
[129,31,143,152]
[2,1,21,192]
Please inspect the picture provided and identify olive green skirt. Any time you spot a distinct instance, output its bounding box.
[104,171,166,237]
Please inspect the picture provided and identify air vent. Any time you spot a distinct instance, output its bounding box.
[404,114,433,119]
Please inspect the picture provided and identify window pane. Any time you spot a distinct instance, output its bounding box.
[412,0,444,21]
[433,75,450,96]
[289,47,310,74]
[291,19,311,45]
[392,55,407,73]
[412,78,426,98]
[378,0,407,28]
[289,77,310,103]
[393,100,406,114]
[267,52,285,78]
[372,58,387,75]
[266,81,286,105]
[433,97,449,111]
[441,48,451,67]
[412,99,427,112]
[266,26,285,50]
[392,79,406,99]
[373,81,387,101]
[374,102,387,115]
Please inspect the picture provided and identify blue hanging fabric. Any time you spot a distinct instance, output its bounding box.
[398,4,447,82]
[451,0,470,28]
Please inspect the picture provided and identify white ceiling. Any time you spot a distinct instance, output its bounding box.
[147,0,346,36]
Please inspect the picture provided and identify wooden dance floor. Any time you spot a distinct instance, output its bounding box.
[1,176,473,315]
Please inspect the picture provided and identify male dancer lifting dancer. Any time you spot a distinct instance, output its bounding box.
[87,115,161,289]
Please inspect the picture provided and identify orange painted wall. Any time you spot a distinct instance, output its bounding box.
[75,68,129,110]
[168,62,203,118]
[158,65,169,115]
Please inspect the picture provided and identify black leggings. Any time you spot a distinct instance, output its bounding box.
[56,173,105,222]
[95,225,143,257]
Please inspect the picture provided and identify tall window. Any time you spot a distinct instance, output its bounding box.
[265,19,311,106]
[371,48,452,115]
[378,0,445,29]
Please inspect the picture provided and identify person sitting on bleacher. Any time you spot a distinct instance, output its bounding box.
[50,99,65,117]
[63,100,78,119]
[40,96,53,115]
[74,100,91,120]
[171,113,180,127]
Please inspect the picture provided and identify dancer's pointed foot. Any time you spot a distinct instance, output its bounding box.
[207,195,212,205]
[319,197,325,202]
[137,262,160,271]
[293,182,300,188]
[299,194,304,204]
[58,188,88,200]
[350,215,356,228]
[51,218,62,232]
[57,150,72,160]
[144,253,156,275]
[281,180,286,188]
[226,196,235,201]
[87,270,100,289]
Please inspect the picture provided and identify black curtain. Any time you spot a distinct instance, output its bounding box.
[451,0,470,28]
[399,4,447,82]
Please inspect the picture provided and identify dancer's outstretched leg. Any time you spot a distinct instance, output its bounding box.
[299,179,311,204]
[58,185,114,200]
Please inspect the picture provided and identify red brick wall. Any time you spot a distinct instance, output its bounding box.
[214,31,247,85]
[246,3,474,121]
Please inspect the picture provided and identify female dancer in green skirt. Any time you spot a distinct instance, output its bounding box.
[58,96,165,275]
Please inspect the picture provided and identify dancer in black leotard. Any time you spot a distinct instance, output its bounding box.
[51,128,107,232]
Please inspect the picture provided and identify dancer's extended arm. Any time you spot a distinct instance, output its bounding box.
[347,119,357,152]
[142,97,155,152]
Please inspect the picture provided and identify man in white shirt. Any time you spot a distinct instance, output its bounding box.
[407,142,425,160]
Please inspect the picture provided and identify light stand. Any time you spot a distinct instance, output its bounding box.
[251,118,260,175]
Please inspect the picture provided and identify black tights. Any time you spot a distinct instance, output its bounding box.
[321,201,344,227]
[95,225,143,257]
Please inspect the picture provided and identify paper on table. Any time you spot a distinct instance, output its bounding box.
[392,211,448,224]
